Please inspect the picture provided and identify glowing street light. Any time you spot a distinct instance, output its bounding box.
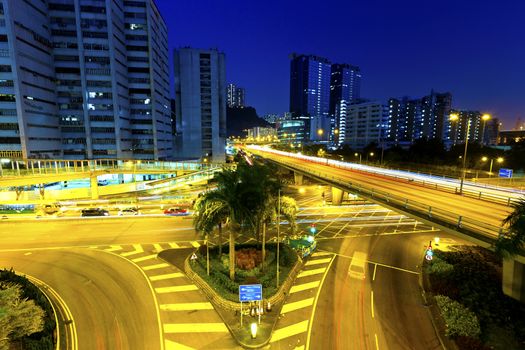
[482,156,504,177]
[450,113,470,195]
[480,113,491,146]
[354,152,361,163]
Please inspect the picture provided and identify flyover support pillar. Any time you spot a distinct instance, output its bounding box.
[293,172,303,186]
[90,175,99,200]
[503,258,525,302]
[331,187,346,206]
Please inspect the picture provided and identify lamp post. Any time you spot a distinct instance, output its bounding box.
[354,152,361,164]
[482,156,504,177]
[480,114,491,146]
[366,152,374,163]
[450,113,469,195]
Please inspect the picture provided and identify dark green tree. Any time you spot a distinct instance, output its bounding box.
[495,197,525,258]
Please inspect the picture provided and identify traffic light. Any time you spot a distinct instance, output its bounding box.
[310,224,317,235]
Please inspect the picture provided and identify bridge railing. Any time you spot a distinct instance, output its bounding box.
[276,158,505,242]
[0,159,218,178]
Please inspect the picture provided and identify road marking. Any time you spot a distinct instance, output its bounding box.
[106,245,122,252]
[122,244,145,257]
[168,242,180,248]
[371,291,375,318]
[375,333,380,350]
[165,339,194,350]
[153,243,163,252]
[160,302,213,311]
[88,246,98,249]
[305,258,331,266]
[271,320,309,343]
[155,285,198,293]
[295,346,305,350]
[163,323,228,333]
[373,264,377,281]
[131,254,157,263]
[297,267,326,278]
[143,263,170,271]
[149,272,184,281]
[289,281,320,293]
[311,251,333,257]
[281,297,314,314]
[24,252,32,256]
[190,241,200,248]
[306,256,336,349]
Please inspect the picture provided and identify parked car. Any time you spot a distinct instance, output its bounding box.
[118,207,140,216]
[81,208,109,217]
[97,179,109,186]
[163,207,189,216]
[42,203,61,215]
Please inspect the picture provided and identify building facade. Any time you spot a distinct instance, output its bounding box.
[338,101,388,150]
[174,48,226,163]
[289,53,331,142]
[329,63,361,116]
[227,83,245,108]
[0,0,172,160]
[387,91,452,146]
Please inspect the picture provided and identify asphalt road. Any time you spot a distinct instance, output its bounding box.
[0,249,160,350]
[257,152,513,229]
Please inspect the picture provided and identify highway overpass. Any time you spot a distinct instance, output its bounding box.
[249,146,525,301]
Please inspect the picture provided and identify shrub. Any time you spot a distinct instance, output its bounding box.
[435,295,481,338]
[426,256,453,276]
[455,336,490,350]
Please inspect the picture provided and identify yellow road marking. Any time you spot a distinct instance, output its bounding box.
[143,263,170,271]
[163,323,228,333]
[160,302,213,311]
[371,290,375,318]
[122,244,144,257]
[311,251,332,257]
[295,346,305,350]
[106,245,122,252]
[281,297,314,314]
[373,264,377,281]
[149,273,184,281]
[168,242,180,248]
[155,285,198,293]
[131,254,157,262]
[154,243,163,252]
[289,281,320,294]
[190,241,200,248]
[165,339,195,350]
[297,267,326,278]
[375,333,380,350]
[270,320,309,343]
[305,257,332,266]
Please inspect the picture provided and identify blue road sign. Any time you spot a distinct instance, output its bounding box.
[499,168,513,178]
[239,284,262,302]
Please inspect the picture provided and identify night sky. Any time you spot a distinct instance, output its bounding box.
[156,0,525,129]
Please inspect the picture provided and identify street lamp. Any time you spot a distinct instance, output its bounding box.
[354,152,361,164]
[480,114,491,146]
[367,152,374,163]
[450,113,469,195]
[482,156,504,177]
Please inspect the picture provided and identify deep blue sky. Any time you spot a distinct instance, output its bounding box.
[156,0,525,129]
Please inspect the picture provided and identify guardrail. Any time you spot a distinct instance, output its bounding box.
[272,158,506,243]
[0,158,219,177]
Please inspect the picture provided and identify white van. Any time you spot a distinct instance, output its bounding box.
[348,251,368,280]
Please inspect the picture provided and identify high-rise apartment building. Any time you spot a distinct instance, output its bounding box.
[0,0,172,160]
[174,48,226,163]
[447,110,482,145]
[387,91,452,146]
[289,53,331,141]
[227,83,245,108]
[338,100,388,150]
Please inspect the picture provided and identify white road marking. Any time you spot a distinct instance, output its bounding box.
[305,258,332,266]
[270,320,309,343]
[149,273,184,281]
[142,263,170,271]
[155,285,198,293]
[131,254,157,263]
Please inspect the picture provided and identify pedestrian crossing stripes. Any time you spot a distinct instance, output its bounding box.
[280,297,314,314]
[149,273,184,281]
[270,320,309,343]
[142,263,170,271]
[297,267,327,278]
[305,257,331,266]
[131,254,157,263]
[155,285,198,293]
[289,281,320,294]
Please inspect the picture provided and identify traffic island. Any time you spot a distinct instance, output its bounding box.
[159,243,303,349]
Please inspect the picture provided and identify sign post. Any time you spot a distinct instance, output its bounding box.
[239,284,262,327]
[499,168,513,178]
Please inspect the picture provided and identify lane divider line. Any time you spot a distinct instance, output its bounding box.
[371,290,375,318]
[373,264,377,281]
[375,333,380,350]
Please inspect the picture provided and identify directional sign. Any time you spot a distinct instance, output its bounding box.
[499,168,513,178]
[239,284,262,302]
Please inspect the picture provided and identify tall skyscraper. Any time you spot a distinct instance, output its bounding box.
[0,0,172,160]
[227,83,245,108]
[289,53,331,141]
[174,48,226,163]
[387,91,452,146]
[329,63,361,115]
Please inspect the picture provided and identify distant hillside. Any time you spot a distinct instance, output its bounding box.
[227,106,271,137]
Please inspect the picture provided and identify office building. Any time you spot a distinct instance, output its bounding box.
[247,126,276,139]
[276,118,307,147]
[338,101,388,150]
[227,83,245,108]
[289,53,331,141]
[174,48,226,162]
[485,118,500,145]
[387,91,452,146]
[0,0,172,160]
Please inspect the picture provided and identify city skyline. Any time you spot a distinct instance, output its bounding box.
[156,0,525,129]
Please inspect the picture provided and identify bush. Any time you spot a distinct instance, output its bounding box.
[455,336,490,350]
[435,295,481,338]
[426,256,454,276]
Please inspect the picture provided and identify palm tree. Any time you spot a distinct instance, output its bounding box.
[193,196,228,257]
[495,197,525,258]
